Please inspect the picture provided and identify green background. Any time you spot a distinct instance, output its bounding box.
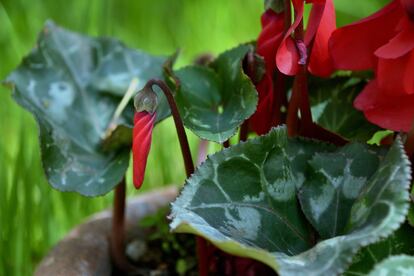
[0,0,388,275]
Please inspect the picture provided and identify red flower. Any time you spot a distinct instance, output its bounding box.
[250,9,285,135]
[249,74,276,135]
[276,0,336,77]
[354,80,414,131]
[133,111,156,189]
[330,0,414,131]
[250,1,336,135]
[257,9,286,73]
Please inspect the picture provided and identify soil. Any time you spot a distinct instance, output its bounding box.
[112,206,276,276]
[113,207,198,276]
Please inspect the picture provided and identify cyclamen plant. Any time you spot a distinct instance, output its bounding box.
[4,0,414,275]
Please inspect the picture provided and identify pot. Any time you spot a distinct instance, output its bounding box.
[35,186,178,276]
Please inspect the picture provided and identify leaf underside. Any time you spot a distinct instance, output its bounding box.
[5,21,167,196]
[174,44,258,143]
[170,126,411,275]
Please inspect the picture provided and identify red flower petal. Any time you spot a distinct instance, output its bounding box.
[329,0,403,70]
[133,111,156,189]
[276,0,304,75]
[377,50,414,95]
[249,74,274,135]
[307,0,336,77]
[257,10,285,72]
[375,20,414,59]
[354,80,414,132]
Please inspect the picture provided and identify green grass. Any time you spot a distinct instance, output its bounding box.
[0,0,389,275]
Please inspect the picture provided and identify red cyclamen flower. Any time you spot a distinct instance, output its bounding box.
[276,0,336,77]
[250,1,336,135]
[133,111,156,189]
[250,9,285,135]
[330,0,414,131]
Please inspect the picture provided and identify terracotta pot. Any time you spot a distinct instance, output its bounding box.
[35,186,178,276]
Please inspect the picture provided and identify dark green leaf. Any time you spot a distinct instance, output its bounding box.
[309,77,380,142]
[90,39,170,123]
[367,255,414,276]
[170,126,411,275]
[298,143,385,239]
[174,45,258,143]
[4,21,165,196]
[345,224,414,275]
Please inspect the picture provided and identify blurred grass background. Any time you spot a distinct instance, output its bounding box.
[0,0,388,275]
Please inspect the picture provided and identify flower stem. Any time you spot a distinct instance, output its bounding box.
[110,177,136,273]
[405,124,414,159]
[223,140,230,148]
[145,79,209,276]
[239,120,249,142]
[286,18,313,136]
[145,79,195,176]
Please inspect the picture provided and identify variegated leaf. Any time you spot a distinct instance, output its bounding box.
[4,21,167,196]
[170,126,411,275]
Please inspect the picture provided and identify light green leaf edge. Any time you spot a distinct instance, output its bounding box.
[170,126,411,275]
[368,255,414,276]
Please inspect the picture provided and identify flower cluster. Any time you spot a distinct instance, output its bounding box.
[252,0,414,134]
[330,0,414,132]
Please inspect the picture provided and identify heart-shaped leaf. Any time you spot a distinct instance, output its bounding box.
[367,255,414,276]
[174,44,258,143]
[4,21,167,196]
[310,77,380,142]
[170,126,411,275]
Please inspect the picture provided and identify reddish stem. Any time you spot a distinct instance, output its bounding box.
[271,0,291,127]
[286,78,300,136]
[110,178,136,273]
[284,0,292,30]
[146,80,194,176]
[405,126,414,159]
[286,18,314,136]
[145,79,208,276]
[239,120,249,142]
[272,70,286,126]
[223,140,230,148]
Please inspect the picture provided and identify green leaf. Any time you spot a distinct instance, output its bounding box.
[345,224,414,275]
[298,143,385,239]
[90,42,170,123]
[310,77,380,142]
[367,255,414,276]
[170,126,411,275]
[174,44,258,143]
[4,21,165,196]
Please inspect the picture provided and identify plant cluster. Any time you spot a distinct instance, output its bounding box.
[4,0,414,275]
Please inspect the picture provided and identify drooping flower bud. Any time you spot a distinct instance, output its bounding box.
[132,84,158,189]
[133,111,156,189]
